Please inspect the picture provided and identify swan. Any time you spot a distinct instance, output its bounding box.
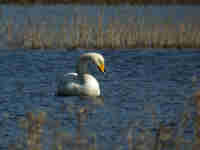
[56,52,105,97]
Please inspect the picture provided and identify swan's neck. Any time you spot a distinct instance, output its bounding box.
[76,59,89,76]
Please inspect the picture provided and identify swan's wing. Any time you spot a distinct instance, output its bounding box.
[60,72,78,83]
[56,72,78,87]
[64,72,78,78]
[56,72,80,96]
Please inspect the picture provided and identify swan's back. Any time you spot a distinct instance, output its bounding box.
[56,73,81,96]
[56,73,100,97]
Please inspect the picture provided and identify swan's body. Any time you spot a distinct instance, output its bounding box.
[56,53,105,97]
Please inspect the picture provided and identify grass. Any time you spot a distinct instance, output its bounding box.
[1,0,200,5]
[2,15,200,50]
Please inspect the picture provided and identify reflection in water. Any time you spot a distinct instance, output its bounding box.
[57,95,104,116]
[79,95,104,106]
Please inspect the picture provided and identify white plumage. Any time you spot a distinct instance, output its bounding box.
[56,52,105,97]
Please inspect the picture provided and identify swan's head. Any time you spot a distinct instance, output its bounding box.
[91,53,105,73]
[80,52,105,73]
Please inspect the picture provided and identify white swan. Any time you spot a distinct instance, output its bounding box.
[56,52,105,97]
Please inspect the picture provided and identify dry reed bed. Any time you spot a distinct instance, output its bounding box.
[3,16,200,49]
[1,0,200,5]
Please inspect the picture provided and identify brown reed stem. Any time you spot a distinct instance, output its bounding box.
[7,17,12,41]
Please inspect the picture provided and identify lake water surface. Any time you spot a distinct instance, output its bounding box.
[0,48,200,149]
[1,5,200,24]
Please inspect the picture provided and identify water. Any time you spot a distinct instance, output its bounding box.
[0,48,200,149]
[1,5,200,24]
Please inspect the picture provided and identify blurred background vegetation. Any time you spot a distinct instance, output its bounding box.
[0,0,200,5]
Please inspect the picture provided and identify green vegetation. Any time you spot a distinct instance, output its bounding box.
[2,15,200,50]
[0,0,200,5]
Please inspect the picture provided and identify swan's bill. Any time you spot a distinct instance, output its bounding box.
[98,64,105,73]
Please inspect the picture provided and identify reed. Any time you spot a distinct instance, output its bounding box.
[2,15,200,49]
